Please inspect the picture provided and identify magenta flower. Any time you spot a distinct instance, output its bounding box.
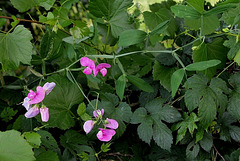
[28,86,45,105]
[80,57,96,76]
[96,128,116,142]
[40,107,49,122]
[93,109,104,118]
[105,118,118,129]
[25,105,40,118]
[95,63,111,77]
[43,82,56,95]
[83,120,95,134]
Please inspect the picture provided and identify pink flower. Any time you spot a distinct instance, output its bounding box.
[43,82,56,95]
[105,118,118,129]
[80,57,96,76]
[28,86,45,105]
[83,120,95,134]
[25,105,39,118]
[40,107,49,122]
[22,97,31,110]
[93,109,104,118]
[96,128,116,142]
[95,63,111,77]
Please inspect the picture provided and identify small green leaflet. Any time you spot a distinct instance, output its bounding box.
[116,75,126,100]
[118,29,147,47]
[127,75,154,93]
[0,25,33,70]
[171,5,201,19]
[171,68,185,97]
[185,60,221,71]
[149,20,169,35]
[23,132,41,148]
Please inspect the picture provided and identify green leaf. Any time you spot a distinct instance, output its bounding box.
[89,0,133,37]
[224,36,240,60]
[153,121,173,151]
[39,29,55,59]
[172,112,199,143]
[23,132,41,148]
[101,143,111,153]
[153,60,176,91]
[131,107,148,124]
[137,119,153,145]
[143,8,177,37]
[184,74,228,129]
[0,25,33,70]
[221,4,240,26]
[187,0,205,13]
[192,38,228,78]
[204,3,236,16]
[185,60,221,71]
[127,75,154,92]
[35,151,59,161]
[199,133,213,152]
[116,75,126,101]
[186,142,200,160]
[171,5,201,19]
[43,75,84,129]
[118,29,147,47]
[0,130,35,161]
[77,102,86,116]
[229,126,240,142]
[171,68,185,97]
[0,107,17,122]
[150,20,169,35]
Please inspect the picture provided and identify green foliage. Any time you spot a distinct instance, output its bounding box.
[0,107,17,122]
[23,132,41,148]
[0,130,35,161]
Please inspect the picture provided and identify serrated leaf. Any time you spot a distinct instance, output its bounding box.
[0,25,33,70]
[192,38,228,78]
[118,29,146,47]
[220,3,240,26]
[186,142,200,160]
[24,132,41,148]
[137,119,153,145]
[171,68,185,97]
[127,75,154,93]
[116,75,126,101]
[224,36,240,60]
[131,107,148,124]
[184,74,228,129]
[153,60,176,91]
[42,75,84,130]
[0,130,35,161]
[199,133,213,152]
[229,126,240,142]
[185,60,221,71]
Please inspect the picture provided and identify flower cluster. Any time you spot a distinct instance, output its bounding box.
[22,82,56,122]
[80,57,111,77]
[83,109,119,142]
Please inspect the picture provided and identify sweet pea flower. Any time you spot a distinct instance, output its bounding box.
[80,57,96,76]
[25,105,40,118]
[95,63,111,77]
[96,128,116,142]
[22,97,31,111]
[40,106,49,122]
[28,86,45,105]
[43,82,56,95]
[105,118,118,129]
[83,120,95,134]
[93,109,104,118]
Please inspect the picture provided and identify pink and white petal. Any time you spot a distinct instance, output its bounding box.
[27,90,36,99]
[105,118,119,129]
[25,106,39,118]
[83,67,93,75]
[29,86,45,105]
[96,63,111,71]
[93,109,104,118]
[43,82,56,95]
[83,120,95,134]
[40,107,49,122]
[22,97,31,111]
[96,128,116,142]
[100,68,107,77]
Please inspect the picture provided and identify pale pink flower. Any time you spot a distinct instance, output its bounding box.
[25,105,39,118]
[93,109,104,118]
[96,128,116,142]
[22,97,31,111]
[40,107,49,122]
[43,82,56,95]
[28,86,45,105]
[83,120,95,134]
[80,57,96,76]
[95,63,111,77]
[105,118,118,129]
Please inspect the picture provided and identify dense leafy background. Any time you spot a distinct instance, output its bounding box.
[1,0,240,160]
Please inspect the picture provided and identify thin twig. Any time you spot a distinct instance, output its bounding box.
[0,15,42,24]
[213,144,225,161]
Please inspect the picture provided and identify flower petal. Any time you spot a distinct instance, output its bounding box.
[43,82,56,95]
[83,67,93,75]
[93,109,104,118]
[100,68,107,77]
[27,90,36,99]
[83,120,95,134]
[22,97,31,111]
[28,86,45,105]
[40,107,49,122]
[80,57,95,70]
[25,106,39,118]
[96,128,116,142]
[95,63,111,77]
[105,118,119,129]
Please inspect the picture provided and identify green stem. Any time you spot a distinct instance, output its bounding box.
[42,60,46,76]
[216,61,235,78]
[68,70,95,109]
[116,58,126,75]
[0,70,5,87]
